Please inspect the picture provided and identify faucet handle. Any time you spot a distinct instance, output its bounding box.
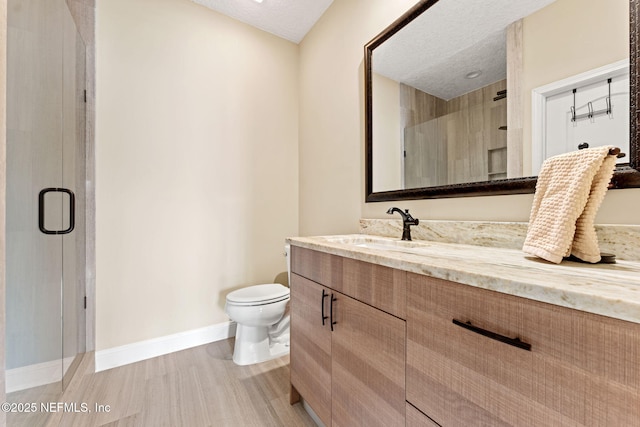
[386,207,419,240]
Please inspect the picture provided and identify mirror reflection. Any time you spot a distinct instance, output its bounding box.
[370,0,630,193]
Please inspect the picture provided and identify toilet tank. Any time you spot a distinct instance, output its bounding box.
[285,244,291,286]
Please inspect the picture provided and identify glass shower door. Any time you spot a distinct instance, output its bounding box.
[61,6,87,391]
[6,0,86,422]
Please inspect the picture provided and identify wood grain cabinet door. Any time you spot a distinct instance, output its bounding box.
[331,292,406,427]
[290,273,332,426]
[407,273,640,427]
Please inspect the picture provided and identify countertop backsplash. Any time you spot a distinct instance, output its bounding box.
[359,219,640,262]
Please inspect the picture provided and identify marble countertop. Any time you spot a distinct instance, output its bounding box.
[287,234,640,325]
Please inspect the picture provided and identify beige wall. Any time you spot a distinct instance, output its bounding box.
[96,0,299,350]
[298,0,417,236]
[300,0,640,227]
[522,0,629,174]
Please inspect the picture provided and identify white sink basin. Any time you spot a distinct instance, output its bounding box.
[317,235,435,256]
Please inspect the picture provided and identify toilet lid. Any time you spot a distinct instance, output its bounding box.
[226,283,290,305]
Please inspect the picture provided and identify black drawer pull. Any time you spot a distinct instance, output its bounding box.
[452,319,532,351]
[330,294,337,331]
[321,289,328,326]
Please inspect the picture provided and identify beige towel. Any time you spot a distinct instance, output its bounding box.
[522,146,617,264]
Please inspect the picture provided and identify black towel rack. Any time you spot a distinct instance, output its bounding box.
[570,78,612,122]
[578,142,625,158]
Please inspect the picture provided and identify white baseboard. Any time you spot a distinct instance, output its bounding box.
[6,356,76,393]
[95,321,237,372]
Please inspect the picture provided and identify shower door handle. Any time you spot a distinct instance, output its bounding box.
[38,188,75,235]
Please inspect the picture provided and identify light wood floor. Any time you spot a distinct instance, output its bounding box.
[9,339,316,427]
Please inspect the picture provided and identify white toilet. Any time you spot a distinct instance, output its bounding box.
[224,245,291,365]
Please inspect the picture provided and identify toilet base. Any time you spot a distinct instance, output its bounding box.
[232,323,290,366]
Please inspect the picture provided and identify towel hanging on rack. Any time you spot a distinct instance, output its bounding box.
[523,145,619,264]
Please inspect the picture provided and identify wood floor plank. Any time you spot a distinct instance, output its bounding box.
[19,338,317,427]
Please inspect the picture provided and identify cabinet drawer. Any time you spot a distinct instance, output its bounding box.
[291,246,342,288]
[407,273,640,426]
[291,246,406,319]
[337,258,406,319]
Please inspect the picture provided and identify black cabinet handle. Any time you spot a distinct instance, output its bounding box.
[38,188,75,235]
[330,294,337,331]
[452,319,531,351]
[321,289,328,326]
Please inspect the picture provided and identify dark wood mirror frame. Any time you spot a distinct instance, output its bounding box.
[365,0,640,202]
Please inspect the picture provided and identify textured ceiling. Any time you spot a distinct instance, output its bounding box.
[373,0,557,100]
[191,0,334,44]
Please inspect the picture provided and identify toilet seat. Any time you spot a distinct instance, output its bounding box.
[226,283,290,306]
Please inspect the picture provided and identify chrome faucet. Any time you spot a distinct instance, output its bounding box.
[386,207,419,241]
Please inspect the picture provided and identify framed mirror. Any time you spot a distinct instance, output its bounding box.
[365,0,640,202]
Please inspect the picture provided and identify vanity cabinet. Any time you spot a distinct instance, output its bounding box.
[290,242,640,426]
[406,273,640,426]
[290,247,406,427]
